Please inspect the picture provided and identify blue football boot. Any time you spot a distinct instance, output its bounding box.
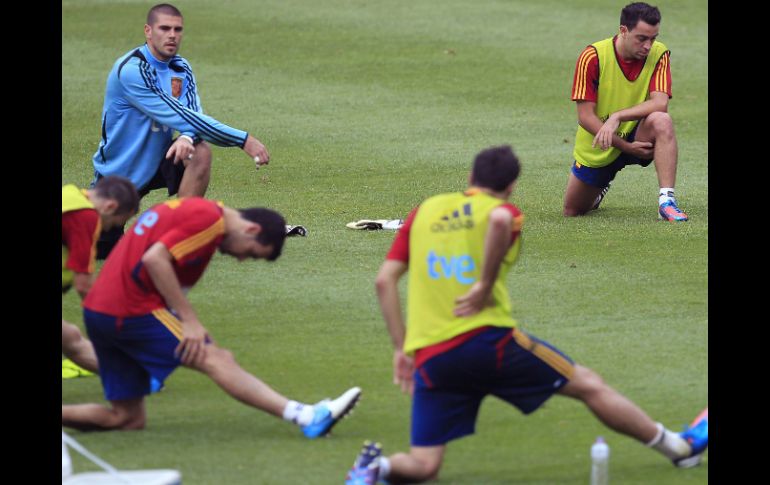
[301,386,361,438]
[673,408,708,468]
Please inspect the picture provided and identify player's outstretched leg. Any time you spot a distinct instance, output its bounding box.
[191,343,361,437]
[559,364,707,466]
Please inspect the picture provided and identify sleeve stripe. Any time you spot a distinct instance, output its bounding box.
[140,62,239,145]
[182,65,200,112]
[138,62,231,145]
[168,218,225,260]
[572,48,597,100]
[655,52,669,93]
[137,61,243,146]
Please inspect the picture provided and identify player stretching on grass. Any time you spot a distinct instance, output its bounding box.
[563,2,688,221]
[62,197,360,436]
[345,145,706,484]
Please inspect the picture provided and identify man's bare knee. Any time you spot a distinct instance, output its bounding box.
[111,400,146,430]
[646,111,674,135]
[561,365,607,400]
[401,448,444,482]
[119,415,146,430]
[193,141,212,167]
[190,345,236,373]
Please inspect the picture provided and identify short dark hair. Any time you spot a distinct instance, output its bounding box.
[471,145,521,192]
[93,176,140,216]
[620,2,661,30]
[238,208,287,261]
[147,3,183,25]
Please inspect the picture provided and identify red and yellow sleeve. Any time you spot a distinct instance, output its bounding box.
[500,203,524,247]
[62,209,100,274]
[650,51,672,97]
[572,46,599,102]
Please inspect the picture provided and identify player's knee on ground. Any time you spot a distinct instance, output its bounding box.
[563,205,588,217]
[394,450,443,482]
[111,402,146,430]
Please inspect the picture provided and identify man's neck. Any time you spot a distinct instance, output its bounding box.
[468,186,509,201]
[613,35,636,62]
[144,43,171,63]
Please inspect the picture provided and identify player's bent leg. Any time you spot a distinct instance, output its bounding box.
[62,398,146,431]
[61,320,99,373]
[187,343,289,417]
[563,172,604,217]
[179,141,212,197]
[558,364,659,443]
[636,112,678,188]
[387,446,446,483]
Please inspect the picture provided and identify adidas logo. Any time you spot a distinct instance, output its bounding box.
[430,203,474,233]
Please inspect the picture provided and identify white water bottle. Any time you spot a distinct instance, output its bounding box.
[590,436,609,485]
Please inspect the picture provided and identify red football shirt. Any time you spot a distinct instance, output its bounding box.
[84,197,226,317]
[62,208,100,274]
[571,36,672,102]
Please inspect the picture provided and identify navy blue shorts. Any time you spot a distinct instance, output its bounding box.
[84,308,183,401]
[571,125,653,188]
[411,327,574,446]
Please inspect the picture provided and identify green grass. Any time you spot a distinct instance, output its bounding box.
[62,0,707,483]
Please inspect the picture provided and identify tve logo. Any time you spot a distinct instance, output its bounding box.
[427,251,476,284]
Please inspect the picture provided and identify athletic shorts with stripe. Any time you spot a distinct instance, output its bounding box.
[571,124,653,188]
[84,308,191,401]
[411,326,574,446]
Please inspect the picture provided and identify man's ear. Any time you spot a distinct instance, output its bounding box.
[245,222,262,235]
[144,24,152,40]
[505,181,516,198]
[101,199,118,215]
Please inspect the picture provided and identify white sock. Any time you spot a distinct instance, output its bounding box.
[282,400,316,426]
[659,188,675,205]
[646,422,691,460]
[378,456,391,481]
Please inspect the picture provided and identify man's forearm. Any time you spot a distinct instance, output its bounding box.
[142,245,197,321]
[479,210,513,289]
[377,282,406,350]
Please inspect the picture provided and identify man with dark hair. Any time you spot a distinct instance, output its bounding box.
[564,2,688,221]
[344,145,706,484]
[92,3,272,259]
[62,197,361,435]
[62,175,140,377]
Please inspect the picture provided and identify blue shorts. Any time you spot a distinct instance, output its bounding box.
[84,308,183,401]
[571,124,653,188]
[411,327,574,446]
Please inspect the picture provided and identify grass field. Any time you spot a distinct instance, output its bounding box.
[62,0,707,483]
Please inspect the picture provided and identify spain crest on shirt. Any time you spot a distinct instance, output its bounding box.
[171,77,183,98]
